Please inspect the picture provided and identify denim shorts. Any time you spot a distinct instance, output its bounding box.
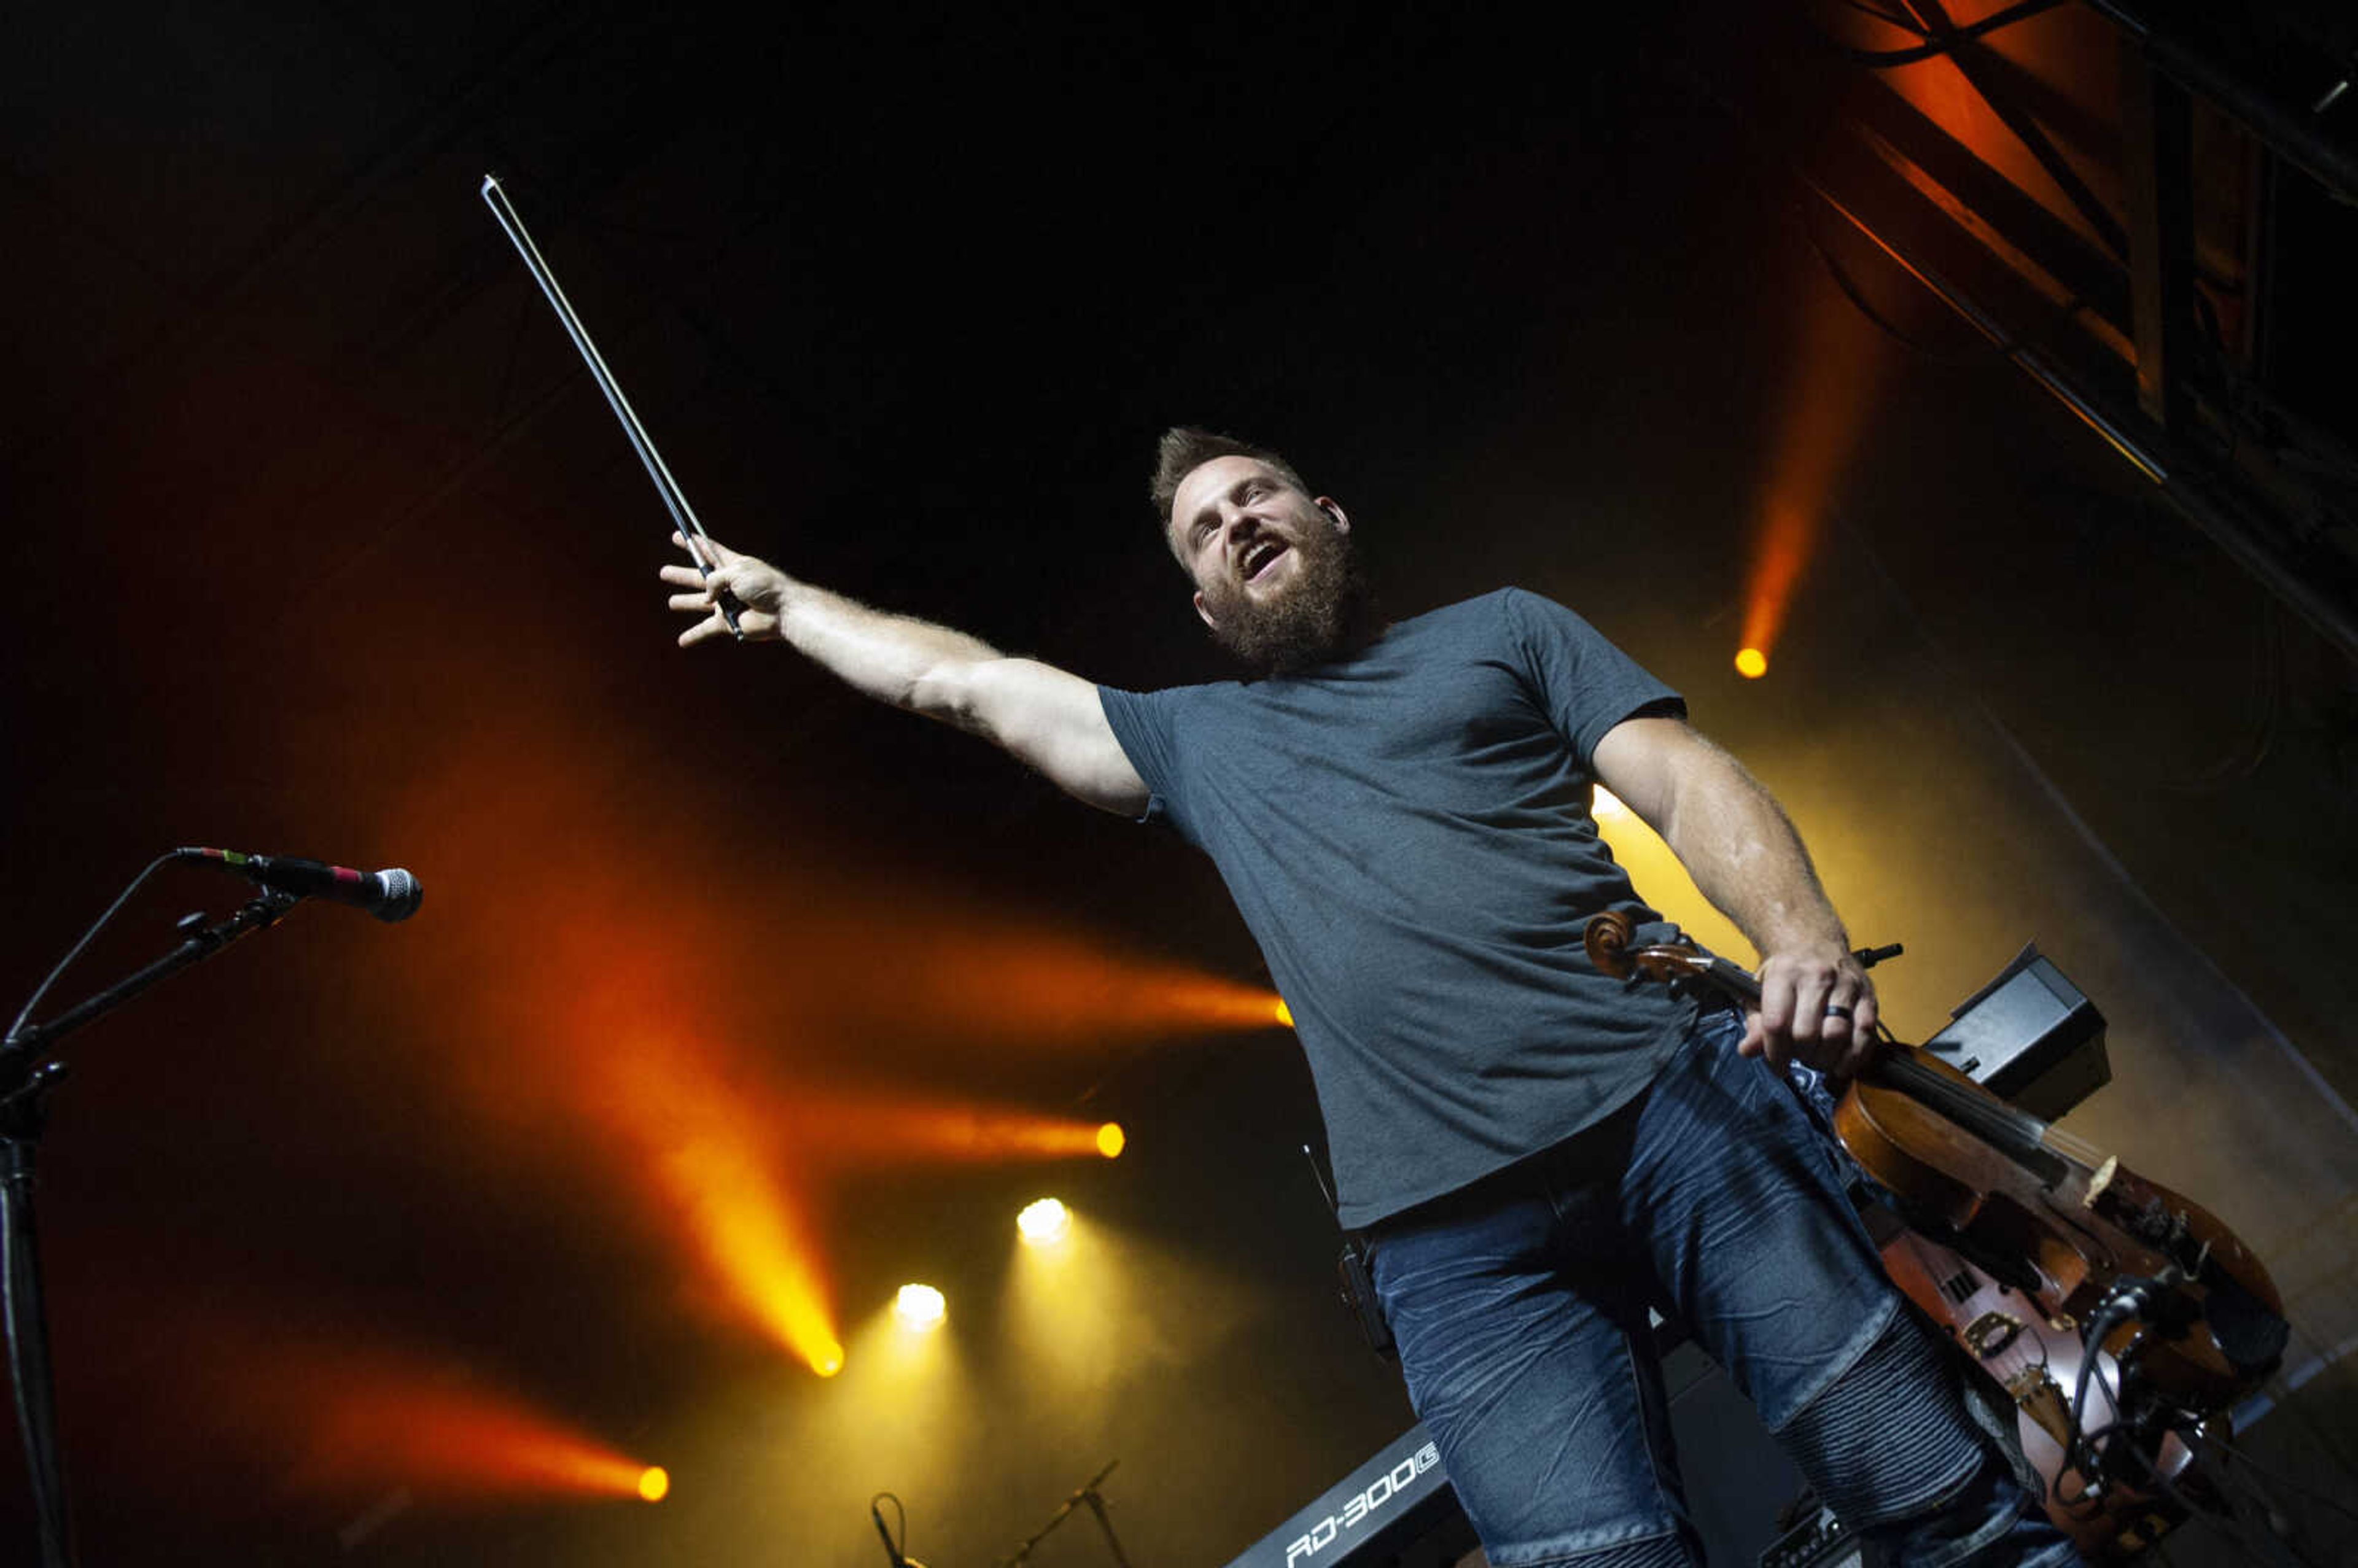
[1366,1008,2074,1568]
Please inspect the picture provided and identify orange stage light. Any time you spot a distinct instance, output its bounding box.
[824,924,1289,1045]
[1731,6,2112,674]
[271,1354,660,1507]
[1740,269,1896,666]
[1734,648,1768,680]
[638,1466,671,1503]
[1095,1122,1126,1159]
[755,1093,1130,1168]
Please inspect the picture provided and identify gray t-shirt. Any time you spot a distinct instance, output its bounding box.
[1100,587,1697,1226]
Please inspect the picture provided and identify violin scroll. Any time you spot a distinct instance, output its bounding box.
[1583,909,1638,979]
[1582,911,1760,1003]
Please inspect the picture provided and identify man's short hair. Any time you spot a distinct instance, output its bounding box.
[1150,427,1312,532]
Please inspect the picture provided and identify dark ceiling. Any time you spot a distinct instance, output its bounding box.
[5,4,2356,1566]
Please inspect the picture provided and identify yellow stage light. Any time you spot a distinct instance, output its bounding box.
[1095,1123,1126,1159]
[638,1466,670,1503]
[575,1038,841,1379]
[1018,1197,1072,1246]
[814,1343,845,1377]
[1274,998,1294,1027]
[1735,648,1768,680]
[895,1284,947,1331]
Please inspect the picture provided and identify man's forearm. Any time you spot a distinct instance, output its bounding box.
[1650,740,1848,962]
[671,537,1146,812]
[1638,729,1881,1069]
[769,576,1003,726]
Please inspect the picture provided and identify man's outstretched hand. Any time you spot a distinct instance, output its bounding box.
[660,532,788,646]
[1740,941,1879,1080]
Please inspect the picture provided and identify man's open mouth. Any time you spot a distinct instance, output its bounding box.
[1242,540,1288,583]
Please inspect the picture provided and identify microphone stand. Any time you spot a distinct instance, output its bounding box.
[2,890,300,1568]
[996,1458,1130,1568]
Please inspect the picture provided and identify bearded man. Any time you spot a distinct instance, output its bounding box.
[662,428,2076,1568]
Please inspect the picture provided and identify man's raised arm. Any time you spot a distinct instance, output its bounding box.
[661,532,1150,817]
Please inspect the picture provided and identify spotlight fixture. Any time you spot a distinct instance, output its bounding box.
[639,1467,671,1503]
[1018,1197,1072,1246]
[895,1284,947,1331]
[1734,648,1768,680]
[1095,1123,1126,1159]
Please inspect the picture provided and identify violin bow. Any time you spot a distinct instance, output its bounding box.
[480,173,744,640]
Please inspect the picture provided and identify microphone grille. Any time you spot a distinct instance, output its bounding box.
[375,867,424,923]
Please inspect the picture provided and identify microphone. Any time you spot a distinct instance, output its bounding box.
[177,847,423,923]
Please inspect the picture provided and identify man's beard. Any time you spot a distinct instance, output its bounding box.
[1200,525,1376,675]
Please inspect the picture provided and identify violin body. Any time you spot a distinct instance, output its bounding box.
[1837,1046,2286,1415]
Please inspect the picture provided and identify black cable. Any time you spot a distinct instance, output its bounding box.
[2064,1297,2135,1482]
[2064,1420,2255,1562]
[2192,1429,2358,1527]
[2139,1432,2332,1568]
[2060,1398,2346,1568]
[2162,594,2284,793]
[2050,1418,2117,1511]
[870,1491,909,1563]
[1831,0,1927,34]
[4,852,179,1047]
[1791,190,2006,365]
[1823,0,2068,68]
[1783,157,2122,373]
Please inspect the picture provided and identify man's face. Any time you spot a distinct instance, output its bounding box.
[1167,455,1361,672]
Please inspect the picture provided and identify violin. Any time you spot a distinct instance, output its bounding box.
[1582,911,2287,1452]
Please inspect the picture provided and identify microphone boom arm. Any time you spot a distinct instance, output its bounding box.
[4,891,297,1069]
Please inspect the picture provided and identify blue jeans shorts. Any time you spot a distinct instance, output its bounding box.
[1367,1008,2076,1568]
